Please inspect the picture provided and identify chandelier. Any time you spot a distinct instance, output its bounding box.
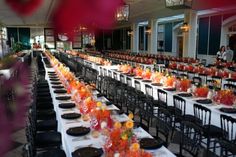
[116,4,129,22]
[165,0,193,9]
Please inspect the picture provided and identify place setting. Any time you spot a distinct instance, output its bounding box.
[52,85,65,89]
[72,146,104,157]
[56,96,72,101]
[54,89,68,94]
[51,81,62,85]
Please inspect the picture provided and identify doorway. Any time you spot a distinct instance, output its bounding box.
[177,36,183,58]
[229,34,236,61]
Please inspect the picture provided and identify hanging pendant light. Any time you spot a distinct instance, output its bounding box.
[116,4,129,22]
[165,0,193,9]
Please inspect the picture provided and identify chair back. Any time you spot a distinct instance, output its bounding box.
[224,83,236,91]
[139,96,153,132]
[199,74,207,85]
[220,114,236,141]
[180,121,202,157]
[156,107,172,146]
[192,76,202,84]
[193,104,211,126]
[99,67,103,76]
[134,80,141,91]
[187,72,195,81]
[227,78,236,85]
[127,77,132,87]
[108,70,112,77]
[113,72,118,80]
[120,74,126,84]
[173,95,186,116]
[145,84,153,97]
[157,89,167,107]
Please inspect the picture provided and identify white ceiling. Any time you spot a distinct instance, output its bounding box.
[0,0,57,27]
[0,0,235,28]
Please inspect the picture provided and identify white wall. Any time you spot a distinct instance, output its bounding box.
[30,28,44,38]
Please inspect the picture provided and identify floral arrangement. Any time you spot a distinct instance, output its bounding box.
[177,64,184,71]
[164,76,176,87]
[90,102,113,130]
[231,72,236,79]
[142,68,152,80]
[79,97,96,115]
[118,64,132,74]
[168,62,177,69]
[177,78,191,92]
[194,86,209,97]
[134,66,143,77]
[185,65,194,72]
[216,70,229,78]
[104,113,151,157]
[151,72,163,83]
[213,90,236,106]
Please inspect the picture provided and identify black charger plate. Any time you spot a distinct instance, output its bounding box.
[56,96,71,101]
[59,103,75,109]
[140,138,163,150]
[178,93,192,97]
[196,99,212,104]
[72,147,103,157]
[66,126,90,136]
[61,113,81,119]
[219,108,236,114]
[54,89,67,94]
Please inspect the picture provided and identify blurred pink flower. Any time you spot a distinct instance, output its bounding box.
[0,62,30,156]
[0,103,12,156]
[52,0,124,39]
[5,0,43,16]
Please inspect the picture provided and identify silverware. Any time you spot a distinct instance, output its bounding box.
[74,144,93,150]
[72,135,90,141]
[65,119,81,124]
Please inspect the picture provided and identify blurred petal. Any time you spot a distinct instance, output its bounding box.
[5,0,43,16]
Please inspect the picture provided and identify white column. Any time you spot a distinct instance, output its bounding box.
[131,23,139,53]
[183,9,198,58]
[148,19,158,54]
[220,26,228,47]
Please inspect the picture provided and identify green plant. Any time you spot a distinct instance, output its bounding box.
[0,55,16,69]
[12,42,23,53]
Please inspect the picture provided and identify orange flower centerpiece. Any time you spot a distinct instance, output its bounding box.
[177,78,191,92]
[90,102,113,131]
[134,66,143,78]
[77,86,91,100]
[104,113,135,156]
[168,62,177,69]
[213,89,236,106]
[104,113,153,157]
[194,86,209,97]
[164,76,176,87]
[126,143,152,157]
[142,68,152,80]
[151,71,163,83]
[79,96,96,115]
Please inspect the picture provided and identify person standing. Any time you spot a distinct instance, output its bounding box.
[225,45,234,62]
[216,46,225,61]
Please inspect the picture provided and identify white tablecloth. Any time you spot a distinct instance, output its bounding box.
[98,66,236,128]
[42,57,176,157]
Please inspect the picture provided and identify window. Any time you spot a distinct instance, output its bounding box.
[157,25,164,51]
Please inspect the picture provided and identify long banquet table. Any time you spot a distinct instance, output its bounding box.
[97,65,236,129]
[41,56,176,157]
